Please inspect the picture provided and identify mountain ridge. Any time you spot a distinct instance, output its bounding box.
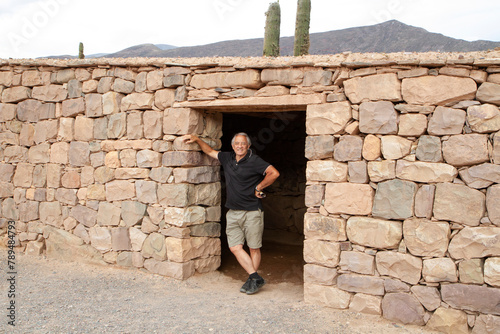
[48,20,500,59]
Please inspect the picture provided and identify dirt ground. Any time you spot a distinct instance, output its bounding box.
[0,245,441,334]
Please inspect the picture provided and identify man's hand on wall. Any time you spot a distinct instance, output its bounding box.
[180,134,219,159]
[180,134,198,143]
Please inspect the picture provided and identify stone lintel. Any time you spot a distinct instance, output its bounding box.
[175,94,325,112]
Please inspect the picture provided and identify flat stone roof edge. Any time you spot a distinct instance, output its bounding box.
[1,50,499,68]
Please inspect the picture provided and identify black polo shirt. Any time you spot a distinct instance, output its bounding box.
[218,150,270,211]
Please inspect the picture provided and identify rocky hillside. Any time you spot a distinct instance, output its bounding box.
[103,20,500,58]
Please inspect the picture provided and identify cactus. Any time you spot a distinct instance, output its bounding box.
[293,0,311,56]
[263,1,281,57]
[79,42,85,59]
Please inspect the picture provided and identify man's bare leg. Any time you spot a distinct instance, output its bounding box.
[230,244,256,274]
[230,245,265,294]
[249,248,261,272]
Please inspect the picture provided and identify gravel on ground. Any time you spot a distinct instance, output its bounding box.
[0,251,442,334]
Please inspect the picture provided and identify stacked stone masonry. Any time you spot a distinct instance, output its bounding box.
[0,63,225,280]
[1,55,500,333]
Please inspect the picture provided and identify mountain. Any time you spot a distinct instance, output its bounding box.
[106,43,180,57]
[155,44,177,50]
[87,53,109,58]
[43,44,178,59]
[49,20,500,59]
[147,20,499,57]
[303,19,500,54]
[97,44,164,58]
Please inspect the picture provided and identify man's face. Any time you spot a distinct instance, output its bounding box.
[232,135,250,157]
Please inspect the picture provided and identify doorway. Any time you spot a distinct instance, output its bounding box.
[216,111,307,285]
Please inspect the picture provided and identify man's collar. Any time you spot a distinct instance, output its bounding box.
[232,149,253,162]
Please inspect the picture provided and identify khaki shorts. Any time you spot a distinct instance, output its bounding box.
[226,209,264,249]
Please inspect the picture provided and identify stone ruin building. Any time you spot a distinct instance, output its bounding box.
[1,51,500,333]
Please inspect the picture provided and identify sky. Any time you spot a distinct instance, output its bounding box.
[1,0,499,59]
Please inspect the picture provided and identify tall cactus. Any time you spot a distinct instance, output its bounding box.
[263,1,281,57]
[293,0,311,56]
[78,42,85,59]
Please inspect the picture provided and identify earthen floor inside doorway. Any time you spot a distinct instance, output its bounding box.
[218,239,305,285]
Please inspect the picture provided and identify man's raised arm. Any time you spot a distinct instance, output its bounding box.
[181,134,219,160]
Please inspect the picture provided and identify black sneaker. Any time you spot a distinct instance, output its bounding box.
[245,278,265,295]
[240,278,252,293]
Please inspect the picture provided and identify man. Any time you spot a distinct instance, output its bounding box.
[182,132,279,294]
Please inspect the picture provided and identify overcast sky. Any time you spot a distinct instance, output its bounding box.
[1,0,499,59]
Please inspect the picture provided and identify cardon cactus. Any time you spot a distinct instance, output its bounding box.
[293,0,311,56]
[263,1,281,57]
[79,42,85,59]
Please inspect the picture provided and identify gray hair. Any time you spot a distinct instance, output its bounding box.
[231,132,252,146]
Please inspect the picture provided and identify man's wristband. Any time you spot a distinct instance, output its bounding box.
[255,187,266,198]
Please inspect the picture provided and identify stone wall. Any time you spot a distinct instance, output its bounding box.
[301,62,500,333]
[1,55,500,332]
[0,62,224,280]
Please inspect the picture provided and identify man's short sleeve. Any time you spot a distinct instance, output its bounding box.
[253,155,271,175]
[218,151,229,164]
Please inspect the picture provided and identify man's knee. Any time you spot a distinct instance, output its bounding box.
[230,244,244,253]
[249,247,261,254]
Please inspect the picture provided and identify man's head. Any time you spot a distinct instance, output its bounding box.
[231,132,251,158]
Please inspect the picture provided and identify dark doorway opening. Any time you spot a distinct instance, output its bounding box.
[217,111,306,285]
